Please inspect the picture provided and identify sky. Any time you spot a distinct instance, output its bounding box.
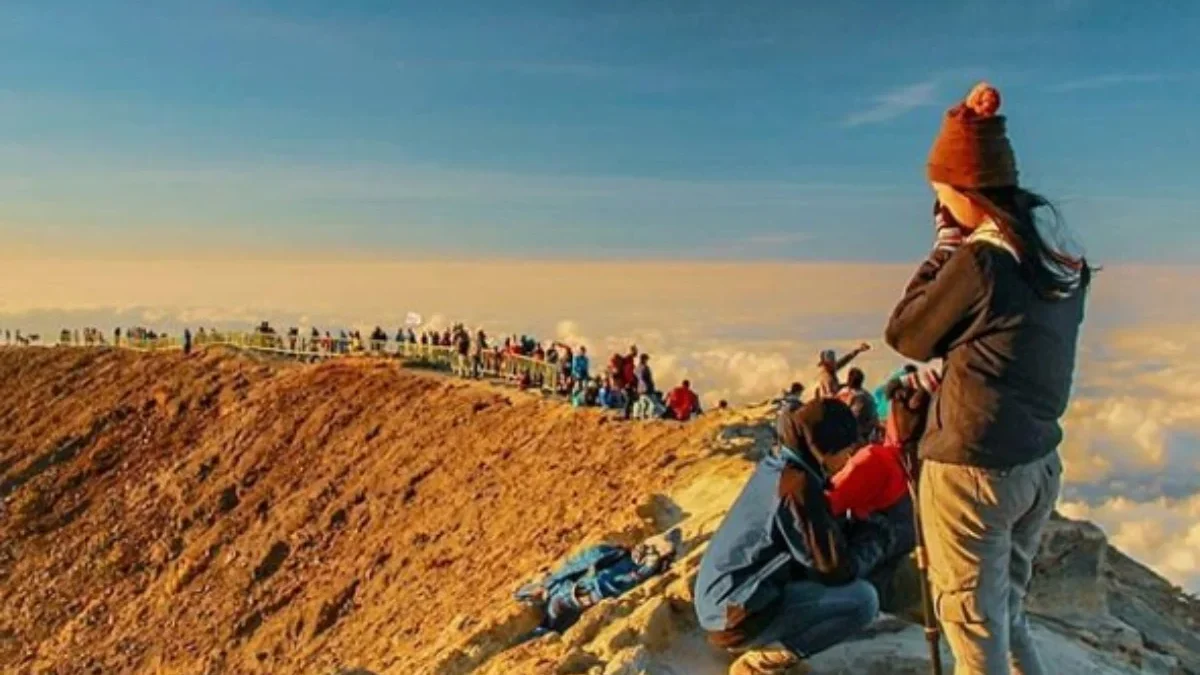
[1,0,1198,261]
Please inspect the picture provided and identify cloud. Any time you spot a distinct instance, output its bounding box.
[1046,72,1186,93]
[1060,493,1200,593]
[843,80,939,127]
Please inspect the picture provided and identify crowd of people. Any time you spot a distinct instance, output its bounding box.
[7,317,713,423]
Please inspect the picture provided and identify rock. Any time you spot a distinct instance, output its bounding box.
[557,647,602,674]
[1028,518,1109,620]
[562,600,635,650]
[602,646,650,675]
[623,597,678,653]
[664,571,695,611]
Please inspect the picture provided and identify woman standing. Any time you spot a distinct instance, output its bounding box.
[885,83,1090,675]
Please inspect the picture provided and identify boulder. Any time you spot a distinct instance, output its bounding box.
[1028,517,1110,619]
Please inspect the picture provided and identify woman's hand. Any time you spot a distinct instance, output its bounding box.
[933,200,965,254]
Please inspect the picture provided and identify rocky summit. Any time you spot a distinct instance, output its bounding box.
[1,347,1197,674]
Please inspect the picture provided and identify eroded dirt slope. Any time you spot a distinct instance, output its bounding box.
[0,348,723,674]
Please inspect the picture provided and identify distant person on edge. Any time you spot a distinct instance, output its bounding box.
[885,82,1090,675]
[812,343,870,400]
[694,398,914,675]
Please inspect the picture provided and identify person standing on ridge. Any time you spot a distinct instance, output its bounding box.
[813,343,871,400]
[183,328,193,356]
[571,346,590,385]
[885,82,1090,675]
[633,353,659,419]
[621,345,639,420]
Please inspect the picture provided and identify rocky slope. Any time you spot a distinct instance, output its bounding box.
[0,347,1197,674]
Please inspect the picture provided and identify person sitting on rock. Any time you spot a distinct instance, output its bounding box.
[598,375,625,410]
[695,398,915,675]
[664,379,702,421]
[515,531,679,636]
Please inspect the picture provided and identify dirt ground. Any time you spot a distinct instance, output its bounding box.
[0,347,728,674]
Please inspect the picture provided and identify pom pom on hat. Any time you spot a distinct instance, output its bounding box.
[964,82,1001,118]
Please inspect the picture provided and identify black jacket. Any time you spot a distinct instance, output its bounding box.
[886,241,1087,469]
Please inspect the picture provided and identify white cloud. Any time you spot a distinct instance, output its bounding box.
[1060,494,1200,592]
[1047,72,1185,93]
[843,79,939,127]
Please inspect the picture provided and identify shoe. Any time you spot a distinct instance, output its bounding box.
[729,645,810,675]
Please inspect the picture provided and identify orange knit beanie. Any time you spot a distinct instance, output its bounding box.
[927,82,1018,189]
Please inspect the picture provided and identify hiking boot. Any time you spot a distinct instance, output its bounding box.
[729,645,810,675]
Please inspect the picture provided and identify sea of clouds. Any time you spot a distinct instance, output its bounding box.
[1,259,1196,592]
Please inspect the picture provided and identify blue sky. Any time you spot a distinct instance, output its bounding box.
[0,0,1197,261]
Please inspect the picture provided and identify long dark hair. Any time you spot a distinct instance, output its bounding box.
[963,186,1092,299]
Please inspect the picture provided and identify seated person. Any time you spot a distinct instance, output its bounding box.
[584,377,601,406]
[695,398,915,675]
[570,382,588,408]
[515,532,678,635]
[664,379,702,420]
[598,376,626,410]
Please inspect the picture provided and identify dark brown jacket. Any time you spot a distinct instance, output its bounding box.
[885,241,1087,469]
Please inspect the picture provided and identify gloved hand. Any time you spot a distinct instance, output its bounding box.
[933,201,965,254]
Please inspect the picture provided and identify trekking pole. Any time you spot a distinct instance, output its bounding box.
[902,451,943,675]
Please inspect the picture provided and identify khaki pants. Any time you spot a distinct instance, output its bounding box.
[919,452,1062,675]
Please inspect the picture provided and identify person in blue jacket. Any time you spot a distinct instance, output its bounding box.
[695,398,915,675]
[571,346,590,384]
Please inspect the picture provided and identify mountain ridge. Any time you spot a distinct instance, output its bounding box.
[0,347,1196,674]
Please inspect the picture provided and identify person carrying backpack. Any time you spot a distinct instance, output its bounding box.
[885,82,1090,675]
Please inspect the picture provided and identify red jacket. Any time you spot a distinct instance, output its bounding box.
[665,386,700,420]
[826,443,908,521]
[621,357,637,389]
